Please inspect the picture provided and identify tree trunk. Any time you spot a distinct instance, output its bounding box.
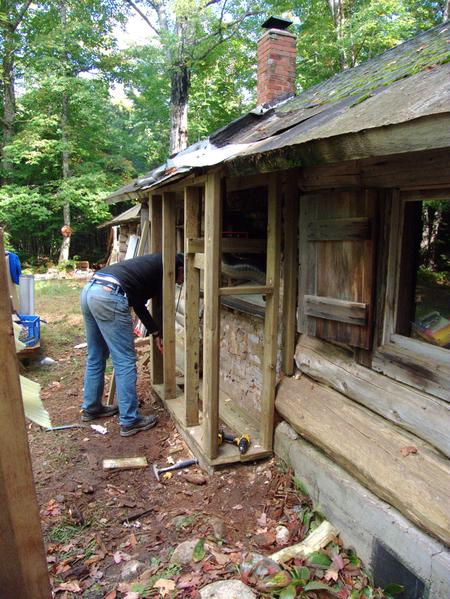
[1,30,16,180]
[328,0,350,70]
[444,0,449,22]
[169,65,190,155]
[58,1,71,264]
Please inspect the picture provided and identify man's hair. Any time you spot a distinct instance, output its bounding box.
[175,253,184,269]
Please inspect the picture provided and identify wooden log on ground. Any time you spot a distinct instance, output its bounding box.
[295,336,450,458]
[276,374,450,546]
[271,521,338,564]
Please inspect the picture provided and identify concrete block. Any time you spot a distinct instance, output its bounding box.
[275,422,450,598]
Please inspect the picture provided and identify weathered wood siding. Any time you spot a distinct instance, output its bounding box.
[298,189,377,349]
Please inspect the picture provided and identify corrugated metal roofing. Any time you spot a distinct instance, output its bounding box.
[107,22,450,203]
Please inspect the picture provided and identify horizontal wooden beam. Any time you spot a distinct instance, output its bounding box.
[193,254,204,270]
[226,173,270,192]
[187,237,266,254]
[276,374,450,546]
[400,188,450,201]
[295,335,450,458]
[305,295,368,326]
[219,285,273,296]
[307,217,370,241]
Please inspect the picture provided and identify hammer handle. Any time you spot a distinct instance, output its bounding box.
[158,459,198,474]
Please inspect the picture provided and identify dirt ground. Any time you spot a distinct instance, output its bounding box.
[22,279,391,599]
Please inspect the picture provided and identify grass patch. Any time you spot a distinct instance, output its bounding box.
[47,520,86,543]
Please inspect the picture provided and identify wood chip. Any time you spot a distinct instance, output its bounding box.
[103,457,148,470]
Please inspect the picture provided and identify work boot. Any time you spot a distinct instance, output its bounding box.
[81,405,119,422]
[120,415,157,437]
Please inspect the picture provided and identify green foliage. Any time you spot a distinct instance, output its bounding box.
[193,538,206,562]
[1,0,447,265]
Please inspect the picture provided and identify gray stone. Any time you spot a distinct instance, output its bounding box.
[274,422,450,598]
[120,559,145,581]
[199,580,257,599]
[170,539,200,565]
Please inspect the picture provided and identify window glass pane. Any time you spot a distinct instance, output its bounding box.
[399,199,450,348]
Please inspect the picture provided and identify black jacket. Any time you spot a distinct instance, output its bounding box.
[98,253,163,335]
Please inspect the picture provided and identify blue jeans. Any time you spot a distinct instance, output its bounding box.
[80,281,139,426]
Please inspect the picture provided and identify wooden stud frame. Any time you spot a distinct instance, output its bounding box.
[261,173,282,450]
[149,194,163,385]
[202,172,222,460]
[282,175,299,375]
[162,192,177,399]
[0,230,52,599]
[184,186,201,426]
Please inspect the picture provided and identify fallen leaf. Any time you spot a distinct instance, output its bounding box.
[54,580,82,593]
[232,504,243,510]
[257,512,267,527]
[113,551,132,564]
[104,592,116,599]
[153,578,176,596]
[400,446,417,457]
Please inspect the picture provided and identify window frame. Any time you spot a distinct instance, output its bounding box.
[375,190,450,397]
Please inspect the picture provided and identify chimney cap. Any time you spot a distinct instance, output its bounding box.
[261,16,293,31]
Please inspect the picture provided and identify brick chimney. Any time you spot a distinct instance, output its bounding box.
[257,16,296,106]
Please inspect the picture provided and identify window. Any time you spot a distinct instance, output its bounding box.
[375,193,450,400]
[396,199,450,349]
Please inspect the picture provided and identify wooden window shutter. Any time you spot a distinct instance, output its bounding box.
[297,189,377,350]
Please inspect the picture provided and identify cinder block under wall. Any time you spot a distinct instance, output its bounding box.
[274,421,450,599]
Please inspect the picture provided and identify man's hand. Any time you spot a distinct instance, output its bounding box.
[155,335,164,354]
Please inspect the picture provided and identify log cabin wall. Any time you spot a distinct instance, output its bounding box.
[275,147,450,595]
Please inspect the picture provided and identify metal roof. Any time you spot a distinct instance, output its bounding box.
[107,22,450,203]
[98,203,141,228]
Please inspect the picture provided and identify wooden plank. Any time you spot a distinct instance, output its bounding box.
[282,176,299,375]
[0,229,52,599]
[276,375,450,546]
[184,186,201,426]
[296,147,450,191]
[162,192,177,399]
[226,173,270,192]
[297,194,317,335]
[219,285,273,296]
[373,343,450,402]
[313,189,377,349]
[149,194,164,385]
[103,457,148,469]
[260,173,281,451]
[193,254,204,270]
[307,217,370,241]
[401,188,450,201]
[105,374,116,406]
[202,172,222,460]
[187,237,266,254]
[296,335,450,458]
[304,295,368,326]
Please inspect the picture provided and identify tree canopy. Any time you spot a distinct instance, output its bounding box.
[0,0,446,264]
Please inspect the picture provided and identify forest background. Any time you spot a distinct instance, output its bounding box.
[0,0,448,266]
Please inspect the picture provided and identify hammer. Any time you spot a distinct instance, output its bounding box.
[152,458,198,481]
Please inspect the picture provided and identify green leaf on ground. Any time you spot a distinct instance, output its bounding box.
[307,551,332,568]
[193,538,205,562]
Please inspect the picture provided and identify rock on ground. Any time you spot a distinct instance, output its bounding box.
[170,539,200,565]
[120,559,145,581]
[199,579,257,599]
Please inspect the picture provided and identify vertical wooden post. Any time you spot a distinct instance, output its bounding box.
[149,194,163,385]
[184,186,201,426]
[261,174,282,450]
[162,191,177,399]
[282,176,299,375]
[0,230,52,599]
[202,172,222,460]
